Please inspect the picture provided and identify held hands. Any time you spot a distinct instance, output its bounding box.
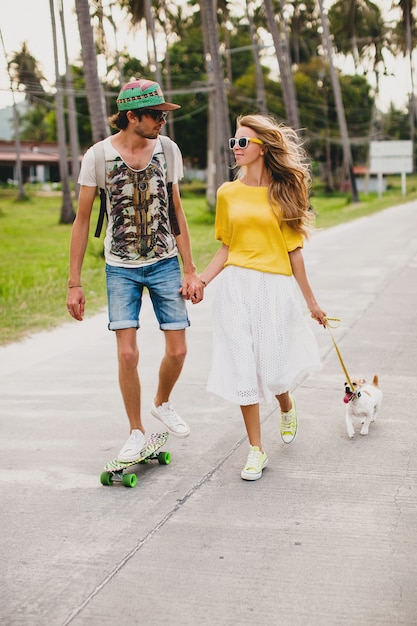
[179,273,205,304]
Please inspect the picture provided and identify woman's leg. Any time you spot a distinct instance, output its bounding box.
[276,391,298,444]
[275,391,292,412]
[240,403,263,449]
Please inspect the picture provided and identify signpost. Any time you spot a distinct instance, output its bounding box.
[369,141,413,198]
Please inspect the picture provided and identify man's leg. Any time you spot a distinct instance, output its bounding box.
[146,257,190,436]
[115,327,145,434]
[154,329,187,406]
[151,329,190,437]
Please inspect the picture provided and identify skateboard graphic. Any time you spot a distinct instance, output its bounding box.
[100,431,170,488]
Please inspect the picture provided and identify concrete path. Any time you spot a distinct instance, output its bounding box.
[1,201,417,626]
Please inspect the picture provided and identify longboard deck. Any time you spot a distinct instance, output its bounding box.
[105,431,169,472]
[100,432,170,487]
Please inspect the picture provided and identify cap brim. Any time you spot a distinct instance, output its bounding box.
[146,102,181,111]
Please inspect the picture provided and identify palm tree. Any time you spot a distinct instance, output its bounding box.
[145,0,164,87]
[58,0,81,196]
[199,0,233,188]
[287,0,321,66]
[151,0,178,138]
[118,0,179,139]
[318,0,359,201]
[75,0,109,142]
[393,0,417,169]
[328,0,389,78]
[117,0,163,85]
[92,0,127,91]
[49,0,75,224]
[7,42,47,105]
[246,0,267,114]
[328,0,376,69]
[0,32,25,199]
[263,0,300,130]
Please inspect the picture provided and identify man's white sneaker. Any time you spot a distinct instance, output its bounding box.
[151,402,190,438]
[117,429,146,462]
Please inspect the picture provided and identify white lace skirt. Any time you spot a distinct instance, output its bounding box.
[207,265,321,405]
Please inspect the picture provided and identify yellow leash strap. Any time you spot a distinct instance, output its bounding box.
[324,317,356,393]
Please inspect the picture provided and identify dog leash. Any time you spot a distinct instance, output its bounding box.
[324,317,360,399]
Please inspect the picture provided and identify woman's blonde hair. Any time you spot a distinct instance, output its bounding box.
[235,114,314,238]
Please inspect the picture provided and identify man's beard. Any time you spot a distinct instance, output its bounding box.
[135,128,159,140]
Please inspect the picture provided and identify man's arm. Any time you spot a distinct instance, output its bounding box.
[66,185,97,321]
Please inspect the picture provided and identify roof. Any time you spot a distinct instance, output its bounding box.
[0,141,60,165]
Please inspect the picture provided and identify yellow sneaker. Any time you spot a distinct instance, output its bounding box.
[241,446,268,481]
[280,394,297,444]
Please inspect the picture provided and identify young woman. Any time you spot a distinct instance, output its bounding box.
[192,114,327,481]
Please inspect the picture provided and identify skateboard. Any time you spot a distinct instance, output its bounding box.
[100,431,170,488]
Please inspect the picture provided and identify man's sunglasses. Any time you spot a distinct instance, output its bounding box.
[228,137,264,150]
[142,110,168,122]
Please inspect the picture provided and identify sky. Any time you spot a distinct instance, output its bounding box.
[0,0,139,110]
[0,0,413,115]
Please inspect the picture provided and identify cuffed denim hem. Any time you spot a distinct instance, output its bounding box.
[108,320,139,331]
[160,319,191,331]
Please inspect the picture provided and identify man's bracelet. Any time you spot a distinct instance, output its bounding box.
[68,285,82,288]
[200,279,206,287]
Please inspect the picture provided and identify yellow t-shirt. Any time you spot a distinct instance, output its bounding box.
[215,179,303,276]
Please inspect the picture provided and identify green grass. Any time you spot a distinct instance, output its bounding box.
[0,188,218,346]
[313,175,417,228]
[1,175,417,346]
[0,191,106,345]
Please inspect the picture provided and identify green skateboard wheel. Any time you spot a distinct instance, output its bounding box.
[122,473,137,488]
[158,451,171,465]
[100,471,113,486]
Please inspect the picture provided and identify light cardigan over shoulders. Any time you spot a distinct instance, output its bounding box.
[214,179,303,276]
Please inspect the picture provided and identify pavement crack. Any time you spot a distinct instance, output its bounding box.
[62,436,247,626]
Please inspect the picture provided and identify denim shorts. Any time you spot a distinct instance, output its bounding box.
[105,256,190,331]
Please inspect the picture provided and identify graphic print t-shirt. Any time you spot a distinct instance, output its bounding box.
[78,136,183,268]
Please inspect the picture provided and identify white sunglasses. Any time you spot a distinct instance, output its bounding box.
[228,137,264,150]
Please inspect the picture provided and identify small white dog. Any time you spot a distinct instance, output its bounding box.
[343,375,382,438]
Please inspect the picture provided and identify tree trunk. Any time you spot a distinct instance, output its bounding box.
[12,103,25,199]
[318,0,359,202]
[263,0,299,130]
[58,0,81,197]
[0,30,25,198]
[75,0,109,142]
[405,6,416,171]
[107,1,125,85]
[246,0,267,115]
[158,0,175,139]
[279,0,299,123]
[200,0,232,188]
[199,1,216,205]
[50,0,75,224]
[145,0,163,88]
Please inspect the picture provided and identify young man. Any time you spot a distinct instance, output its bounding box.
[67,79,203,461]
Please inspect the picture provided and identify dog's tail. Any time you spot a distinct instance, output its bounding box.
[372,374,379,388]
